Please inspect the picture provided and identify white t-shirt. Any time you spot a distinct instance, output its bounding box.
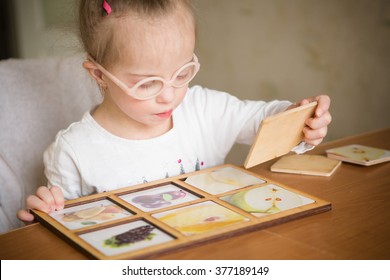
[44,86,291,199]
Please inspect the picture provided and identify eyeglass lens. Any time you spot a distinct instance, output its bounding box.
[134,64,197,99]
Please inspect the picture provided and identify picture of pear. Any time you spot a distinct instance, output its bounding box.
[328,145,386,161]
[223,185,303,214]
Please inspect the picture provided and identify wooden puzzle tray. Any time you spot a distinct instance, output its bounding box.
[32,164,331,259]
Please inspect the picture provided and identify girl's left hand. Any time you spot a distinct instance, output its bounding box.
[288,95,332,146]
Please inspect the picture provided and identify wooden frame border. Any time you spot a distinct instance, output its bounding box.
[32,164,331,259]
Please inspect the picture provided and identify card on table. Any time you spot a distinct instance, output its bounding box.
[270,154,341,176]
[326,144,390,166]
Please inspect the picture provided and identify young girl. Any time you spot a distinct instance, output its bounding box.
[17,0,331,222]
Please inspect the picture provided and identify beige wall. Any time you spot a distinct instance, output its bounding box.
[12,0,390,165]
[191,0,390,164]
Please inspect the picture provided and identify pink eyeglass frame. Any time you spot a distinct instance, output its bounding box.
[88,54,200,100]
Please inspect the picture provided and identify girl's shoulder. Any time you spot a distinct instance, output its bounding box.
[52,111,97,145]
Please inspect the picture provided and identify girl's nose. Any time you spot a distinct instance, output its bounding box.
[156,85,175,103]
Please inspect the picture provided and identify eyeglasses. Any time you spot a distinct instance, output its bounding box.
[89,54,200,100]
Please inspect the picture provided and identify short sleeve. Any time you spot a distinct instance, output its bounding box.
[43,134,95,200]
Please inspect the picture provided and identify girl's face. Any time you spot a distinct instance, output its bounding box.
[93,7,196,139]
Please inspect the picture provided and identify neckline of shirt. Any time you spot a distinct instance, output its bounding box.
[83,108,181,145]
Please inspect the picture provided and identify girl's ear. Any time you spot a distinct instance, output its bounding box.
[83,60,107,88]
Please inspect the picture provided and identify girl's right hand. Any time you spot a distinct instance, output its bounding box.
[17,186,65,223]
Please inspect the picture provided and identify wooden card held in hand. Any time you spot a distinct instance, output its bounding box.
[244,102,317,168]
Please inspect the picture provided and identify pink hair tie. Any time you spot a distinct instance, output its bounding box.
[103,0,112,15]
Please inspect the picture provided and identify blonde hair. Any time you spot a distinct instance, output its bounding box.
[78,0,195,68]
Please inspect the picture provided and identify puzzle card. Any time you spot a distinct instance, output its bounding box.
[326,144,390,166]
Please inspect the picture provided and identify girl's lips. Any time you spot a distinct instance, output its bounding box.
[156,109,173,119]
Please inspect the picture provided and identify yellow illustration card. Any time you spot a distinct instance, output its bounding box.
[153,201,249,236]
[184,166,265,195]
[326,144,390,166]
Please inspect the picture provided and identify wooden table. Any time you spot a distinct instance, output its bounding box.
[1,128,389,260]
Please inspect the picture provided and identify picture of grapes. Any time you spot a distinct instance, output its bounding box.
[79,220,174,256]
[104,225,155,248]
[120,184,199,212]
